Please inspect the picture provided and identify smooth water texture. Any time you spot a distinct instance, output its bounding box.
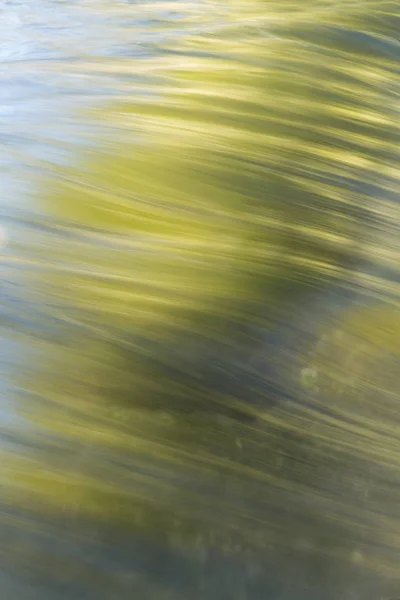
[0,1,400,598]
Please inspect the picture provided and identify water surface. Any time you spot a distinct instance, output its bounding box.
[1,1,400,598]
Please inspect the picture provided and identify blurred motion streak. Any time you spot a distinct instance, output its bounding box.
[0,0,400,598]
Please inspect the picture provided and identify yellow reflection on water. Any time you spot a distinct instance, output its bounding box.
[1,0,400,598]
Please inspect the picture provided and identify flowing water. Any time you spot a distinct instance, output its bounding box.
[1,1,400,598]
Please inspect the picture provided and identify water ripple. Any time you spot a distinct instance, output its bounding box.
[0,1,400,599]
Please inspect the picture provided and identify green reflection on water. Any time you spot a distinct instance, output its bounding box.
[2,1,400,598]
